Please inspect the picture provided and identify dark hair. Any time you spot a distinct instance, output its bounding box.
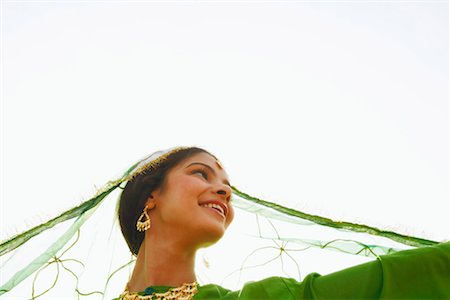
[118,147,214,255]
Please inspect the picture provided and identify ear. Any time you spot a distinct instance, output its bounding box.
[145,193,157,209]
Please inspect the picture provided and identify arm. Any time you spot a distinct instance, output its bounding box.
[305,241,450,299]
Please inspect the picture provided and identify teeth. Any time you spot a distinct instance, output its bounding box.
[201,203,225,216]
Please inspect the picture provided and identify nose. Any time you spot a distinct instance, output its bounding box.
[216,184,232,202]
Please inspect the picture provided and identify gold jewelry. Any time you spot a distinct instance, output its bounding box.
[136,207,151,232]
[119,281,198,300]
[128,147,188,181]
[136,202,155,232]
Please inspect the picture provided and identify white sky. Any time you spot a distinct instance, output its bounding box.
[1,0,449,275]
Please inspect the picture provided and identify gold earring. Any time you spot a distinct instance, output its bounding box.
[136,203,154,232]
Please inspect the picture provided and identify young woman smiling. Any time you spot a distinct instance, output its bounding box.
[116,147,450,300]
[121,148,234,293]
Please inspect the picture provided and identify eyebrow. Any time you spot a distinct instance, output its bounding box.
[186,162,231,187]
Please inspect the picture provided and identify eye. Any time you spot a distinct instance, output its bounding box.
[192,169,208,180]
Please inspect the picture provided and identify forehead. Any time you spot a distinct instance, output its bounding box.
[179,152,230,178]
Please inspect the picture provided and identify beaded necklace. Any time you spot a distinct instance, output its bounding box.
[119,282,198,300]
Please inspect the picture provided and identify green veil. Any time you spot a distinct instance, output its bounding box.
[0,148,440,299]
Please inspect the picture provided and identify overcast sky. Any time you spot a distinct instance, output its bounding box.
[1,0,449,264]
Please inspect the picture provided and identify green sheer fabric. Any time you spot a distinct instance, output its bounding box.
[1,149,448,299]
[114,241,450,299]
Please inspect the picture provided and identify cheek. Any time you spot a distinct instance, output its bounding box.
[226,206,235,227]
[179,175,206,193]
[163,178,205,210]
[167,175,203,197]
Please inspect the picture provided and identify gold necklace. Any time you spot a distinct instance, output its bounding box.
[119,282,198,300]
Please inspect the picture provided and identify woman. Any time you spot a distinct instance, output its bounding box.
[116,147,450,300]
[119,147,234,298]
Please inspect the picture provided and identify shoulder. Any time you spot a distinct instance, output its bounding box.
[195,274,319,300]
[238,275,318,299]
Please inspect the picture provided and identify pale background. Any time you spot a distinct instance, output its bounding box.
[1,0,449,298]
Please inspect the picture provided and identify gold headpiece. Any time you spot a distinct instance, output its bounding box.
[126,147,188,181]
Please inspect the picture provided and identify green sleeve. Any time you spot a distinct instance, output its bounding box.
[377,241,450,299]
[195,241,450,299]
[307,241,450,299]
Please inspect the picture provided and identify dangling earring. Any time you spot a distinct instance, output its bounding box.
[136,202,155,232]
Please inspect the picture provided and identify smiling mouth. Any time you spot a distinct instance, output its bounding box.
[200,203,226,218]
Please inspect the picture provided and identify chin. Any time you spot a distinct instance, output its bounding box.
[196,223,226,248]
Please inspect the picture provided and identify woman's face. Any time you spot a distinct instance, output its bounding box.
[150,152,234,247]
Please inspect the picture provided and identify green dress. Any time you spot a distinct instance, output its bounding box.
[117,241,450,299]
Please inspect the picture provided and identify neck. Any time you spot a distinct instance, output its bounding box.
[127,229,197,292]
